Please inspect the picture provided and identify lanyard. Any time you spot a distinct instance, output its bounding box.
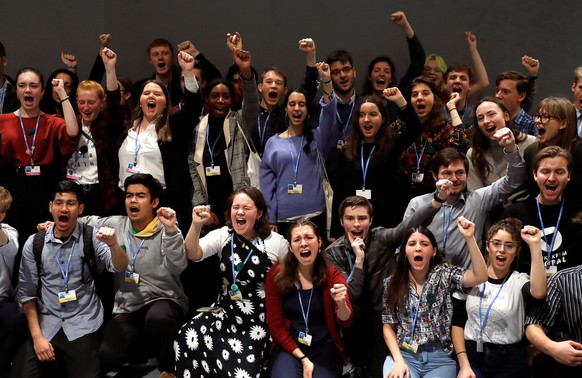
[441,204,455,256]
[490,154,502,179]
[478,273,510,339]
[206,126,225,167]
[53,240,77,291]
[345,247,355,283]
[360,143,376,190]
[286,135,304,185]
[126,231,146,272]
[336,101,355,137]
[298,287,314,333]
[408,283,428,337]
[230,233,255,289]
[18,111,41,165]
[536,196,564,262]
[133,125,142,166]
[258,114,270,145]
[414,140,428,172]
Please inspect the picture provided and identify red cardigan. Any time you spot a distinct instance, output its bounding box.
[265,263,353,362]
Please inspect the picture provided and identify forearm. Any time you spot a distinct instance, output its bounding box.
[383,323,405,362]
[464,236,487,286]
[448,103,463,127]
[61,96,79,137]
[529,244,547,299]
[105,65,118,92]
[184,224,204,261]
[110,243,129,272]
[467,47,489,101]
[526,324,553,354]
[23,300,43,339]
[451,325,470,368]
[336,301,351,322]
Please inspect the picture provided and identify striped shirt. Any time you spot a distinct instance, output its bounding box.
[525,265,582,342]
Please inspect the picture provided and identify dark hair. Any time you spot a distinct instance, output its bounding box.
[224,186,272,240]
[260,67,288,87]
[0,41,6,57]
[495,71,529,94]
[50,180,85,204]
[410,76,447,127]
[146,38,174,56]
[117,75,136,106]
[444,64,473,82]
[203,78,236,102]
[226,63,259,85]
[338,195,373,219]
[431,147,470,176]
[486,218,523,267]
[127,80,172,143]
[385,227,442,312]
[362,56,396,95]
[344,95,393,161]
[470,97,527,183]
[275,219,328,294]
[284,88,313,153]
[40,69,79,115]
[15,67,45,89]
[325,50,354,67]
[535,97,579,151]
[123,173,164,204]
[533,146,572,172]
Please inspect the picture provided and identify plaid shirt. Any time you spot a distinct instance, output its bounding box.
[514,108,537,136]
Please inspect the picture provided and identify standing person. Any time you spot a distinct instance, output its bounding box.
[13,180,128,378]
[0,41,19,114]
[381,217,487,378]
[175,186,288,377]
[40,68,79,117]
[452,218,546,378]
[266,219,353,377]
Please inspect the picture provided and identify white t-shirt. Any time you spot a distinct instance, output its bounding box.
[67,125,99,184]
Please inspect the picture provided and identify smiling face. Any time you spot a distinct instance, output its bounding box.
[495,79,525,117]
[230,193,262,240]
[285,91,307,128]
[534,156,570,205]
[358,102,383,142]
[433,160,467,197]
[148,45,173,76]
[258,70,286,110]
[476,101,510,140]
[330,60,356,96]
[206,83,232,119]
[140,82,167,122]
[486,230,519,274]
[405,231,436,274]
[16,71,44,113]
[341,206,372,242]
[445,70,471,102]
[125,183,158,228]
[77,89,104,125]
[411,83,435,123]
[423,60,444,87]
[290,224,322,268]
[368,61,392,94]
[49,192,84,238]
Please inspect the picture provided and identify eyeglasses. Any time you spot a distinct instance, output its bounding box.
[439,170,466,179]
[533,113,558,125]
[331,66,353,77]
[488,240,518,252]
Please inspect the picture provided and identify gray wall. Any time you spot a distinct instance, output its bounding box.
[1,1,580,102]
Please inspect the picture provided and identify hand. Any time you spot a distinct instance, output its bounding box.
[101,47,117,69]
[61,52,77,68]
[96,226,118,247]
[522,55,540,77]
[382,87,406,108]
[177,40,199,57]
[226,32,243,52]
[330,283,348,305]
[435,178,453,201]
[457,216,475,239]
[387,359,410,378]
[157,207,178,232]
[350,237,366,262]
[178,50,195,72]
[99,33,112,49]
[447,92,461,109]
[233,48,251,72]
[521,225,541,246]
[298,38,316,54]
[33,335,55,362]
[548,340,582,367]
[301,357,314,378]
[51,78,68,99]
[492,127,516,152]
[464,31,477,51]
[191,205,212,227]
[390,11,409,28]
[457,366,476,378]
[316,62,331,83]
[37,221,54,231]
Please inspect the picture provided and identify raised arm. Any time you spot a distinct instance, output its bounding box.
[457,216,487,287]
[465,32,489,103]
[520,226,547,299]
[391,11,425,94]
[299,38,319,102]
[184,205,210,261]
[52,78,79,137]
[61,52,78,74]
[178,39,222,82]
[88,33,111,82]
[101,47,119,92]
[521,55,540,113]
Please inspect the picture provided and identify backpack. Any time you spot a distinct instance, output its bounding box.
[32,225,115,321]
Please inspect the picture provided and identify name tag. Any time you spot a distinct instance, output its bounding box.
[124,271,140,284]
[411,171,424,183]
[336,139,346,149]
[125,163,140,173]
[205,165,221,176]
[402,336,418,353]
[287,183,303,194]
[58,289,77,303]
[355,189,371,199]
[545,265,557,277]
[298,331,312,346]
[229,289,243,301]
[66,168,82,181]
[25,166,41,176]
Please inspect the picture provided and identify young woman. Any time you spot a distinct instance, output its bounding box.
[176,186,288,377]
[382,217,487,378]
[265,219,353,377]
[400,76,471,198]
[40,68,79,116]
[453,218,546,378]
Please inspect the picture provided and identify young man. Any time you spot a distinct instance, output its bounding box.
[83,173,187,377]
[325,193,446,377]
[572,66,582,137]
[0,41,19,114]
[402,127,526,268]
[444,64,476,130]
[14,180,127,377]
[502,146,582,274]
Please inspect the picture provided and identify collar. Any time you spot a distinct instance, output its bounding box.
[48,222,82,243]
[337,90,356,105]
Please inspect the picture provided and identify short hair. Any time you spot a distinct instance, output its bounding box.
[0,186,13,214]
[338,195,374,219]
[574,66,582,84]
[147,38,173,56]
[124,173,164,204]
[259,67,287,87]
[533,146,572,172]
[50,180,85,204]
[77,80,105,100]
[425,54,447,74]
[362,56,397,95]
[495,71,529,94]
[325,50,354,67]
[535,97,578,150]
[0,41,6,57]
[444,64,473,82]
[225,63,259,84]
[203,78,236,100]
[16,67,45,90]
[431,147,470,175]
[224,186,272,240]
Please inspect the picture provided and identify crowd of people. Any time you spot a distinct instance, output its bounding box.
[1,8,582,378]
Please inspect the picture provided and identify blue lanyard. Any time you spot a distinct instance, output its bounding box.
[258,114,270,145]
[126,231,146,272]
[441,205,455,256]
[230,233,255,286]
[298,287,314,333]
[53,239,77,291]
[414,140,428,172]
[408,283,428,337]
[206,126,224,167]
[536,196,564,262]
[478,273,510,339]
[345,247,355,283]
[18,111,41,165]
[360,143,376,190]
[491,154,502,179]
[286,135,304,185]
[336,101,355,137]
[133,125,142,166]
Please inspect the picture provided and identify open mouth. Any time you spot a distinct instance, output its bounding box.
[545,184,558,193]
[236,218,247,226]
[291,113,302,120]
[495,255,507,263]
[537,127,546,137]
[375,78,386,86]
[363,124,373,132]
[299,250,312,259]
[158,62,166,68]
[414,255,423,262]
[268,91,278,99]
[485,124,496,133]
[416,103,426,111]
[147,100,156,109]
[351,230,363,238]
[129,206,139,215]
[24,95,34,103]
[452,86,462,93]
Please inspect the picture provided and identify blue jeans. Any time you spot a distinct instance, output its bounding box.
[383,344,456,378]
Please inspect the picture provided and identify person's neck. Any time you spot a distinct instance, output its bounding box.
[538,194,563,206]
[409,270,427,293]
[53,226,75,239]
[0,75,5,87]
[456,98,467,111]
[488,265,510,280]
[509,107,521,120]
[445,193,461,205]
[260,99,276,113]
[297,264,314,288]
[155,72,172,86]
[18,108,41,118]
[284,123,304,137]
[336,88,355,103]
[241,231,257,242]
[131,216,155,233]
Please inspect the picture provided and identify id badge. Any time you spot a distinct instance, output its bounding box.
[356,189,371,199]
[546,265,557,277]
[125,163,141,173]
[476,337,484,352]
[402,336,418,353]
[205,165,221,176]
[287,183,303,194]
[229,289,243,301]
[411,171,424,183]
[124,271,140,284]
[58,289,77,303]
[298,331,312,346]
[336,139,346,149]
[25,165,41,176]
[66,168,82,180]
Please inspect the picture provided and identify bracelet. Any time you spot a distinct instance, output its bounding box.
[318,79,332,85]
[67,65,78,69]
[456,351,467,356]
[447,107,457,112]
[60,96,70,102]
[398,104,407,110]
[323,90,334,100]
[298,355,308,361]
[433,190,446,203]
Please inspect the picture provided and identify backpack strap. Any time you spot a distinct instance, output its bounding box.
[32,230,47,277]
[80,224,97,282]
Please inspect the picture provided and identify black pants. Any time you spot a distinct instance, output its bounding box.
[98,299,184,373]
[0,300,27,378]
